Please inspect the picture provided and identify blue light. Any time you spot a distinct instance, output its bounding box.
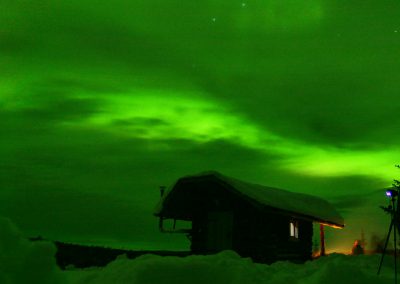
[386,191,392,197]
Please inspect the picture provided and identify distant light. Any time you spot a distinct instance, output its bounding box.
[386,191,392,197]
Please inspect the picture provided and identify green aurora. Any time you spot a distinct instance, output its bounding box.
[1,0,400,251]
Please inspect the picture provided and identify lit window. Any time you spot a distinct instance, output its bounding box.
[290,221,299,238]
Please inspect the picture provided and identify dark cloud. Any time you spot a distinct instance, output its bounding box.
[200,56,400,149]
[111,117,170,128]
[331,194,376,212]
[19,97,101,123]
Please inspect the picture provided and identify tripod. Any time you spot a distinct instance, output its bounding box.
[377,188,399,284]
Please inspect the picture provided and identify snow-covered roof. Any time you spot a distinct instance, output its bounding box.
[155,171,344,228]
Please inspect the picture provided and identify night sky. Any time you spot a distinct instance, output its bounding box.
[2,0,400,252]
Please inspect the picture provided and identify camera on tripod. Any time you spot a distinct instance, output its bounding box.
[378,186,400,284]
[380,189,399,214]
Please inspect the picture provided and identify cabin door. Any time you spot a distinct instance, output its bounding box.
[206,211,233,252]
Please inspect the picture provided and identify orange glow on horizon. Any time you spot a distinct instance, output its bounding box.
[326,248,352,255]
[313,248,352,258]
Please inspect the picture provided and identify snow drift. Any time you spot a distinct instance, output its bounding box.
[70,250,394,284]
[0,217,66,284]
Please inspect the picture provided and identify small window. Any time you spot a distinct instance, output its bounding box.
[290,221,299,239]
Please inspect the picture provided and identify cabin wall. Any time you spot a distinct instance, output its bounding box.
[175,179,313,262]
[273,218,313,262]
[232,203,279,263]
[189,181,236,254]
[232,201,313,263]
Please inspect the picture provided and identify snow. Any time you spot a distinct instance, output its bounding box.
[0,217,66,284]
[0,217,396,284]
[155,171,344,227]
[68,251,394,284]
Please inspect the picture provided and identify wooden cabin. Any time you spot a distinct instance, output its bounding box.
[154,171,344,263]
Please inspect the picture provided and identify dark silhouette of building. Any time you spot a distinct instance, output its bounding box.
[53,242,190,269]
[155,171,344,263]
[29,238,191,269]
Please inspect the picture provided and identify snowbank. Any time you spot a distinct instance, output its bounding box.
[70,251,394,284]
[0,217,66,284]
